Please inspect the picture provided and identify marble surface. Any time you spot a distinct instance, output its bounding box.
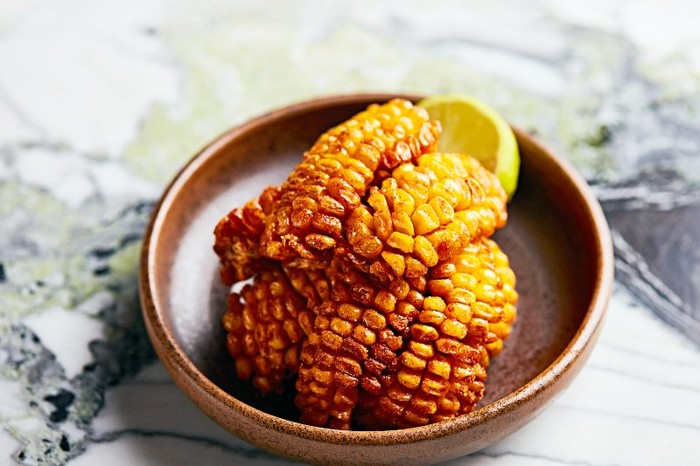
[1,0,699,464]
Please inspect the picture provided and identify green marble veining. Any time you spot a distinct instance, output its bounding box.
[2,1,700,464]
[122,6,700,193]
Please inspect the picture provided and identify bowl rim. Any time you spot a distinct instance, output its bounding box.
[139,93,614,445]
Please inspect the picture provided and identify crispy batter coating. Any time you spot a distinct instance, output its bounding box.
[213,99,518,430]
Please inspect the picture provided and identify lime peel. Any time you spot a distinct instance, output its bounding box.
[418,94,520,200]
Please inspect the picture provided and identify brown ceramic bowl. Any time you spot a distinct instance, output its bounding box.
[139,94,614,465]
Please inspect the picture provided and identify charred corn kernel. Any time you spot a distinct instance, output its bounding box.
[337,303,363,322]
[345,153,507,285]
[321,330,343,351]
[222,265,312,393]
[213,186,281,284]
[363,309,387,330]
[259,99,440,265]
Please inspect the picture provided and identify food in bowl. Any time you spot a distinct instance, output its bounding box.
[212,98,518,430]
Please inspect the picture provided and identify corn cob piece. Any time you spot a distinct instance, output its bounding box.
[354,238,517,429]
[214,99,518,431]
[259,99,441,266]
[294,256,426,429]
[214,186,281,285]
[345,153,507,285]
[222,264,316,393]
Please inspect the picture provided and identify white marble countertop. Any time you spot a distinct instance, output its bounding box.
[1,1,699,465]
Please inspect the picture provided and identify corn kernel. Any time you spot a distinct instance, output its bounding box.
[411,204,441,235]
[441,319,468,339]
[414,236,439,267]
[411,324,440,342]
[337,303,363,322]
[427,358,452,380]
[353,325,376,345]
[423,296,447,312]
[401,351,427,371]
[391,211,415,235]
[387,231,414,253]
[374,291,397,313]
[331,317,353,336]
[321,330,343,351]
[363,309,387,330]
[418,310,445,325]
[409,341,434,359]
[398,369,423,390]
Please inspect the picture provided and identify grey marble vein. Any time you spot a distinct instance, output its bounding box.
[1,1,700,465]
[611,229,700,347]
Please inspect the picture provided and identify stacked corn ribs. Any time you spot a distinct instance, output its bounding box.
[214,99,517,430]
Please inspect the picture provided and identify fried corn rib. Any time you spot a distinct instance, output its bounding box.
[259,99,441,266]
[213,99,518,431]
[345,153,507,284]
[294,256,425,429]
[213,99,440,282]
[355,238,517,429]
[222,264,319,393]
[294,238,516,429]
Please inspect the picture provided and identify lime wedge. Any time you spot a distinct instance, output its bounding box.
[418,94,520,199]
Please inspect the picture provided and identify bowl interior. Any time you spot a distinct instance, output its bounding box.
[147,96,603,425]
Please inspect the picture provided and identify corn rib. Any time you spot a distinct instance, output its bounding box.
[344,153,507,284]
[259,99,441,266]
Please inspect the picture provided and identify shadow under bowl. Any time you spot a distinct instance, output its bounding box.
[139,94,614,466]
